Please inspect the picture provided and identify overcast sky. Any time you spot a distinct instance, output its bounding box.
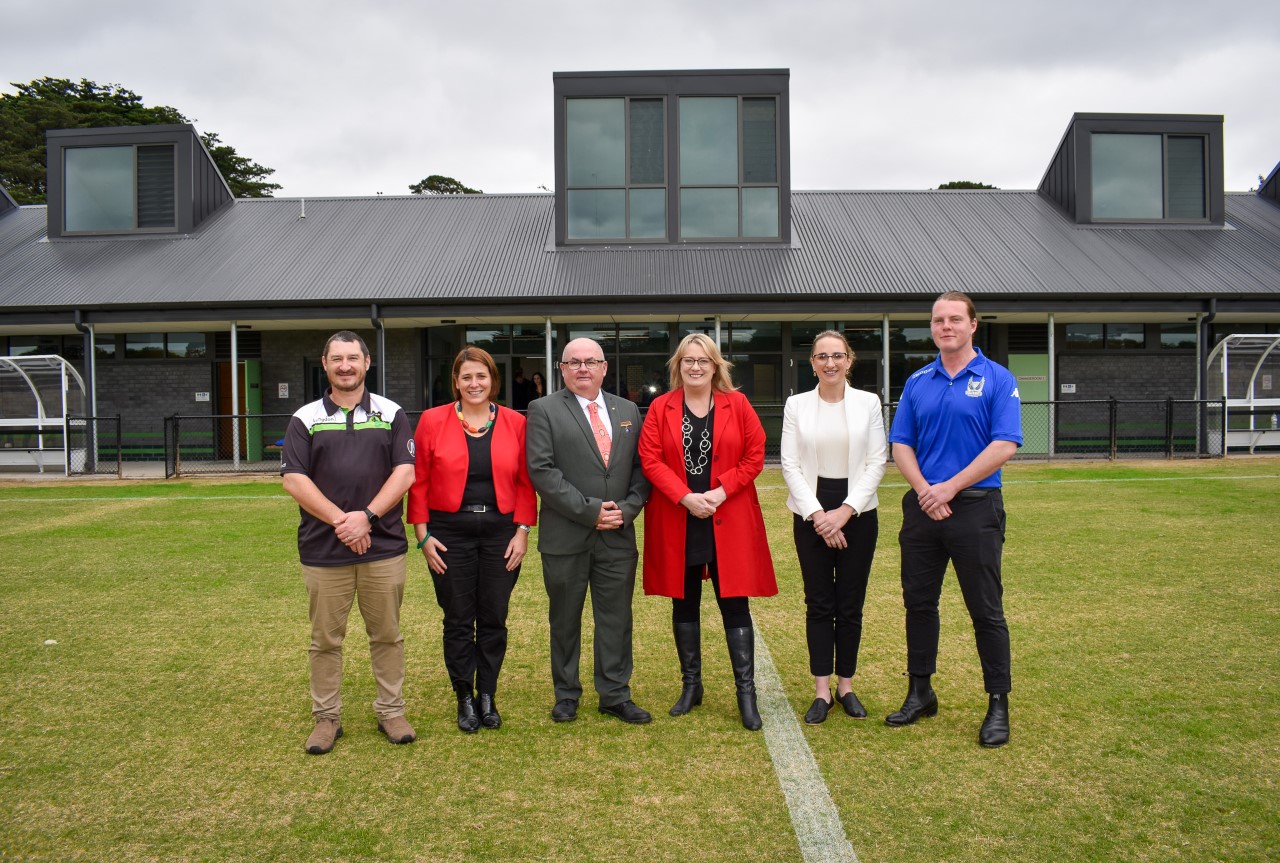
[6,0,1277,198]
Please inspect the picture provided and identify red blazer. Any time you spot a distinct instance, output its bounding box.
[639,388,777,599]
[406,404,537,527]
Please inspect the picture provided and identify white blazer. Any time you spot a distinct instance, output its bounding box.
[780,384,888,518]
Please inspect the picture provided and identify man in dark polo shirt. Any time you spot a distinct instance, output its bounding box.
[281,331,416,755]
[887,292,1022,748]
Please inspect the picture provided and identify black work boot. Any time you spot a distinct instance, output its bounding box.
[725,626,762,731]
[455,685,480,734]
[978,693,1010,748]
[669,622,704,717]
[884,674,938,726]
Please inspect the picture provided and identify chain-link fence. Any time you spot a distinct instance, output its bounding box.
[66,415,123,476]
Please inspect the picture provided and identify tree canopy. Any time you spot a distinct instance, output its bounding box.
[0,77,281,203]
[409,174,481,195]
[936,180,998,190]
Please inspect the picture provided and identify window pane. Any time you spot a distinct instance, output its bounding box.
[843,324,883,353]
[567,323,617,354]
[126,333,165,358]
[742,98,777,183]
[1092,133,1162,219]
[617,356,670,406]
[742,187,779,237]
[618,322,669,354]
[679,97,737,185]
[567,99,624,187]
[628,188,665,238]
[137,145,175,228]
[895,326,934,351]
[1167,136,1205,219]
[8,336,50,356]
[729,322,781,351]
[791,324,834,347]
[629,99,664,185]
[465,326,508,354]
[65,146,134,232]
[727,355,783,403]
[568,189,625,239]
[168,333,206,358]
[1065,324,1104,349]
[1106,323,1144,349]
[1160,323,1197,350]
[680,188,738,238]
[511,324,545,355]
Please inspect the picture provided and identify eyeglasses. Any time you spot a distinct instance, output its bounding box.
[811,352,850,363]
[559,358,604,370]
[680,357,713,368]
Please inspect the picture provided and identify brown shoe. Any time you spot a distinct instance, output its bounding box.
[305,718,342,755]
[377,715,416,745]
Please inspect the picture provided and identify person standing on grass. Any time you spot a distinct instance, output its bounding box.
[281,331,417,755]
[526,337,652,725]
[886,292,1022,748]
[639,333,777,731]
[781,330,887,726]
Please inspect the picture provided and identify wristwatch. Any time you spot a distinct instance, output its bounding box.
[516,523,532,533]
[363,508,378,525]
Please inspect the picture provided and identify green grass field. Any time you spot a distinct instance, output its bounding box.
[1,460,1277,862]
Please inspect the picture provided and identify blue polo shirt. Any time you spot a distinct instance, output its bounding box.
[888,348,1022,488]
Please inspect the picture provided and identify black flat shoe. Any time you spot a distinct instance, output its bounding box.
[838,690,867,719]
[804,697,834,725]
[551,698,578,723]
[598,700,652,724]
[478,692,501,729]
[456,692,480,733]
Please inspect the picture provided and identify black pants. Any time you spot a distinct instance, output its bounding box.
[898,489,1011,694]
[428,509,520,695]
[671,560,752,630]
[794,477,878,678]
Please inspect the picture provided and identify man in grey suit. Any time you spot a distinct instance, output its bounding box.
[526,338,653,724]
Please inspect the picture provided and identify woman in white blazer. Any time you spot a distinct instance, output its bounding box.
[781,331,887,725]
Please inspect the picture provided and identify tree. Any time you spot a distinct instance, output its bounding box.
[409,174,481,195]
[0,77,280,203]
[936,180,998,190]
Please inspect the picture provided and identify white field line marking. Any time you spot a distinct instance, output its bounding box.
[3,474,1276,504]
[756,631,859,863]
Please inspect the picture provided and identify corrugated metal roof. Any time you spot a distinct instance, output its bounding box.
[1,190,1278,316]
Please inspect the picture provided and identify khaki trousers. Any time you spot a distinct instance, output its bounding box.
[303,554,407,720]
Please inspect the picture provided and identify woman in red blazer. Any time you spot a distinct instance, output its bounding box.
[407,346,537,733]
[639,333,777,730]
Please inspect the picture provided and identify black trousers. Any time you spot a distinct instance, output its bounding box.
[898,489,1011,694]
[794,477,878,678]
[671,560,752,630]
[428,509,520,695]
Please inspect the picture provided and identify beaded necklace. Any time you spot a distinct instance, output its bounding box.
[456,401,496,436]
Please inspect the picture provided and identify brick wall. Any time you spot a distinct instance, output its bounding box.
[1056,352,1198,401]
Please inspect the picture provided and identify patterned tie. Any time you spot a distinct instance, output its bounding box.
[587,402,611,466]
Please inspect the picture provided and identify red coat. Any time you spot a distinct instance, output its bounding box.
[639,389,777,599]
[406,404,537,527]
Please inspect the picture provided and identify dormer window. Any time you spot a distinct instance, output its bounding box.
[45,125,233,239]
[1091,133,1205,221]
[1039,113,1223,226]
[64,144,176,233]
[555,70,790,245]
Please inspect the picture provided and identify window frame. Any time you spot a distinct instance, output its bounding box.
[61,143,178,236]
[1089,132,1208,224]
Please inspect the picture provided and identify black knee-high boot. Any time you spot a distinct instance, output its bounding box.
[669,622,703,716]
[725,626,762,731]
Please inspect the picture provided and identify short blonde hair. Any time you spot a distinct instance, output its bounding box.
[668,332,737,393]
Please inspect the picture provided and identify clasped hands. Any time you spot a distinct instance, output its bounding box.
[810,504,853,549]
[680,486,726,520]
[595,500,625,531]
[333,510,372,555]
[915,482,955,521]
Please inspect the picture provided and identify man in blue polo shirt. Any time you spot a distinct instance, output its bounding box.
[886,291,1022,747]
[282,331,417,755]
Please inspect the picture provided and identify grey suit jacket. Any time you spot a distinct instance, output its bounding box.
[526,388,651,556]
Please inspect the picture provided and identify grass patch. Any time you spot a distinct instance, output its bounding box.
[1,460,1278,862]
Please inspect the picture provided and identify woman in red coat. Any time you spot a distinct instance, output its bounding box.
[407,346,537,733]
[639,333,777,730]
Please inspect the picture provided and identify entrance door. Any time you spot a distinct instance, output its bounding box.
[215,360,263,461]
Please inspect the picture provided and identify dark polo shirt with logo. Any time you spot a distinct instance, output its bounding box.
[281,388,415,567]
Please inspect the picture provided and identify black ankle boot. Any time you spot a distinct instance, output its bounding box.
[725,626,762,731]
[885,674,938,726]
[456,688,480,733]
[979,693,1010,747]
[669,622,704,717]
[477,692,501,729]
